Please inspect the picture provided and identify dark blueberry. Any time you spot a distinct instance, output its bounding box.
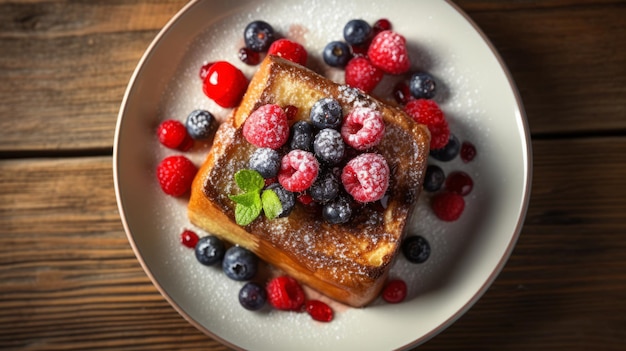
[185,109,216,140]
[409,72,437,99]
[194,235,225,266]
[343,19,372,46]
[322,196,352,224]
[423,164,445,192]
[429,133,460,162]
[238,282,267,311]
[309,98,343,129]
[265,183,295,217]
[310,171,340,204]
[244,20,275,52]
[323,41,352,67]
[249,148,281,178]
[222,246,258,281]
[289,121,313,151]
[402,235,431,263]
[313,128,345,165]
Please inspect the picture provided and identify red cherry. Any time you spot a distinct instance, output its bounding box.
[202,61,248,108]
[180,230,199,248]
[382,279,407,303]
[460,141,477,163]
[445,171,474,196]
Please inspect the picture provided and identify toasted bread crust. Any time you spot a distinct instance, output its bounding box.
[188,56,430,307]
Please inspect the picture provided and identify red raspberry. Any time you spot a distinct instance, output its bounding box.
[180,230,199,248]
[266,276,305,311]
[157,120,193,151]
[344,57,383,93]
[268,39,308,66]
[305,300,334,322]
[202,61,248,108]
[341,107,385,150]
[460,141,477,163]
[341,153,389,203]
[445,171,474,196]
[404,99,450,150]
[382,279,407,303]
[242,104,289,149]
[278,150,319,192]
[431,192,465,221]
[156,155,198,196]
[367,30,410,75]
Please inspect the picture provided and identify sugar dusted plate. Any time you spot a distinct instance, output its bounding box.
[113,0,531,350]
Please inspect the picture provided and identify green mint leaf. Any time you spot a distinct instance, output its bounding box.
[229,191,262,226]
[261,189,283,220]
[234,169,265,193]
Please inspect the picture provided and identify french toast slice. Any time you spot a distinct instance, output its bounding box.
[188,55,430,307]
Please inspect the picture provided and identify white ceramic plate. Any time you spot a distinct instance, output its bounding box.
[114,0,531,350]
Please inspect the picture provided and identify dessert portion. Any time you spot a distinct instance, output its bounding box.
[188,55,430,307]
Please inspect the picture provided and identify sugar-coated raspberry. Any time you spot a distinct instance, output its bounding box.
[266,275,305,311]
[382,279,407,303]
[278,150,319,192]
[243,104,289,149]
[268,39,308,66]
[202,61,248,108]
[341,153,389,203]
[404,99,450,150]
[345,57,383,93]
[367,30,410,75]
[156,155,198,196]
[341,107,385,150]
[305,300,334,322]
[431,192,465,221]
[157,120,193,151]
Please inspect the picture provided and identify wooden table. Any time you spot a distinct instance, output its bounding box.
[1,1,625,350]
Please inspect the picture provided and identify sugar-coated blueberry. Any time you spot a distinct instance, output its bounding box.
[194,235,225,266]
[238,282,267,311]
[310,171,340,204]
[314,128,345,165]
[409,72,437,99]
[244,20,275,52]
[322,196,352,224]
[185,109,216,140]
[402,235,431,263]
[423,164,445,192]
[310,98,343,129]
[222,246,259,281]
[249,148,281,178]
[343,19,372,46]
[289,121,313,151]
[429,133,460,162]
[323,41,352,67]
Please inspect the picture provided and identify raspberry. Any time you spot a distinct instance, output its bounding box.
[157,120,193,151]
[404,99,450,150]
[278,150,319,192]
[341,107,385,150]
[367,30,410,75]
[202,61,248,108]
[431,192,465,221]
[266,275,305,311]
[268,38,308,66]
[156,155,198,196]
[242,104,289,149]
[445,171,474,196]
[180,230,199,248]
[460,141,477,163]
[305,300,334,322]
[341,153,389,203]
[345,57,383,93]
[382,279,407,303]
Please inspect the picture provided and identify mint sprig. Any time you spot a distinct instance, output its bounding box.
[229,169,283,225]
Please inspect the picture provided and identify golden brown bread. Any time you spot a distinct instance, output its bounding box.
[188,55,430,307]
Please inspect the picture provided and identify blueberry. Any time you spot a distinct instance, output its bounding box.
[343,19,372,46]
[423,164,445,192]
[249,148,281,178]
[222,246,258,281]
[314,128,345,165]
[323,41,352,67]
[244,20,275,52]
[289,121,313,151]
[310,98,343,129]
[322,196,352,224]
[310,171,340,204]
[265,183,295,217]
[238,282,267,311]
[429,133,460,161]
[185,109,216,140]
[194,235,225,266]
[402,236,431,263]
[409,72,437,99]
